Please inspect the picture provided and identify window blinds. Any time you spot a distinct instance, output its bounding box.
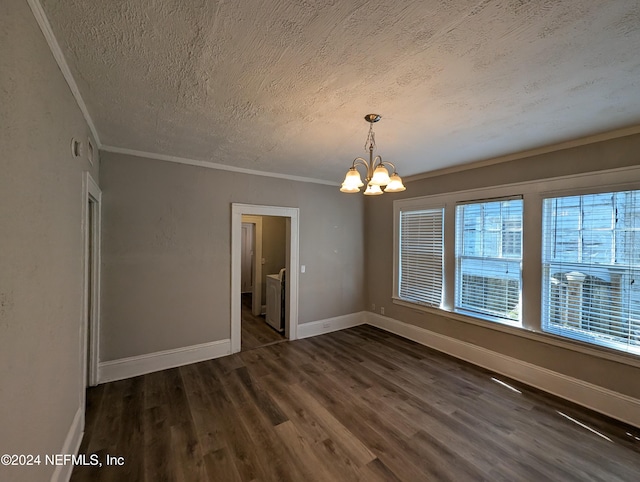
[542,190,640,354]
[398,208,444,307]
[455,198,523,322]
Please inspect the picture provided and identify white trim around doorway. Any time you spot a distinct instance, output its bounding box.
[231,204,300,353]
[81,172,101,398]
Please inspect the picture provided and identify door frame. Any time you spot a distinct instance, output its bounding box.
[231,204,299,353]
[241,215,263,316]
[81,172,101,392]
[240,222,255,294]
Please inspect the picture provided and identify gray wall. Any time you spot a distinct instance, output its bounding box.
[99,152,364,361]
[365,133,640,400]
[0,0,100,480]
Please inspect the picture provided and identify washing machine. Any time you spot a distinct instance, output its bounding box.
[265,268,285,332]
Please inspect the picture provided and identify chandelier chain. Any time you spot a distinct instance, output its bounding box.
[364,123,376,152]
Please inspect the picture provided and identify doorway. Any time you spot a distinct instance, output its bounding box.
[231,204,299,353]
[240,215,287,351]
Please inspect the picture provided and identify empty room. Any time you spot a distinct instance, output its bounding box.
[3,0,640,481]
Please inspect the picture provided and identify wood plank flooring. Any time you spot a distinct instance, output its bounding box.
[72,325,640,481]
[241,293,285,351]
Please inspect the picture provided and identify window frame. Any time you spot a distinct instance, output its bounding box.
[392,165,640,366]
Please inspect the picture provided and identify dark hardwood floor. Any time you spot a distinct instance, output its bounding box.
[72,325,640,481]
[241,293,286,351]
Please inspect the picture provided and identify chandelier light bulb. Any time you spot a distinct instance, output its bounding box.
[363,183,383,196]
[370,164,391,186]
[384,172,406,192]
[342,167,364,188]
[340,182,361,193]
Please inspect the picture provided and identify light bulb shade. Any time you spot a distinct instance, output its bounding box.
[363,183,383,196]
[370,165,391,186]
[384,173,406,192]
[342,167,364,188]
[340,182,360,193]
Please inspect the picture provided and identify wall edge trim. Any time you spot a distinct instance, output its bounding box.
[366,312,640,429]
[298,312,366,339]
[49,406,84,482]
[406,125,640,182]
[98,339,231,384]
[26,0,101,147]
[101,145,339,186]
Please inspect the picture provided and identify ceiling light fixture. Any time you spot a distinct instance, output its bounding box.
[340,114,406,195]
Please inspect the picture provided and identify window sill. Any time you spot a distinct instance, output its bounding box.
[543,324,640,358]
[391,297,640,369]
[453,308,522,329]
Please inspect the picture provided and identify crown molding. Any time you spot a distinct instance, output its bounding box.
[101,145,340,186]
[26,0,335,186]
[406,124,640,183]
[26,0,102,148]
[33,0,637,187]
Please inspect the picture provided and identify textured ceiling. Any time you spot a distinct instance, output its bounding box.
[41,0,640,182]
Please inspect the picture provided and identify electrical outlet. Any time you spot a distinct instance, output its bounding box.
[372,303,376,311]
[380,306,385,315]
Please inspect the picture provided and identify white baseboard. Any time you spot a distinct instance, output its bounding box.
[50,406,84,482]
[98,339,231,384]
[366,312,640,429]
[298,312,366,339]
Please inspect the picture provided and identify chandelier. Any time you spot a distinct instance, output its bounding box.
[340,114,406,195]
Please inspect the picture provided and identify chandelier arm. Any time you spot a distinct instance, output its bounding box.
[347,157,368,182]
[381,160,397,173]
[351,157,369,175]
[351,157,368,169]
[372,155,383,167]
